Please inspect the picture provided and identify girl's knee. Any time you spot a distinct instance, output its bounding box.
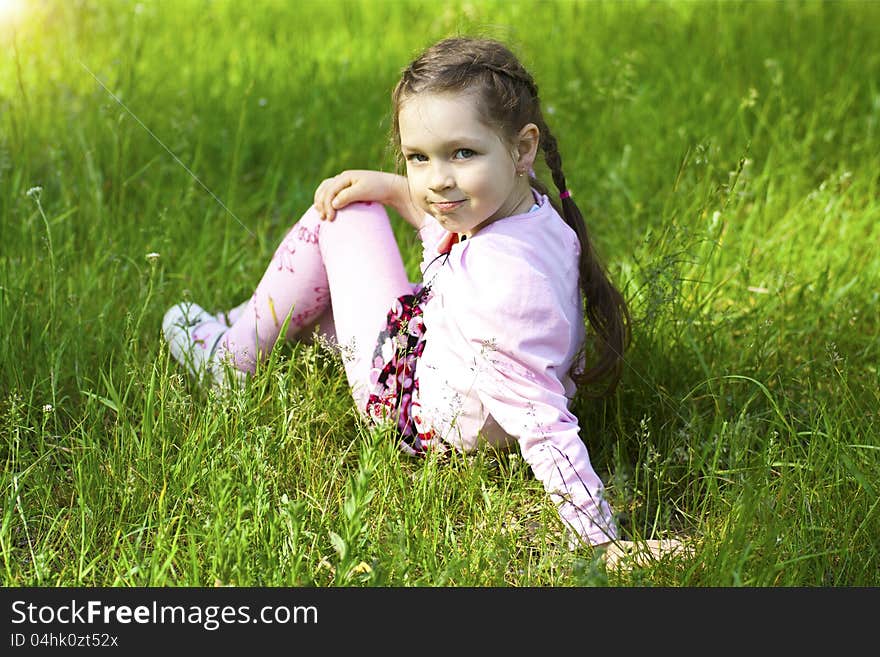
[288,202,388,247]
[310,202,393,251]
[328,201,390,226]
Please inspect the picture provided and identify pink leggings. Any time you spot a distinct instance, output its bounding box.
[215,203,414,413]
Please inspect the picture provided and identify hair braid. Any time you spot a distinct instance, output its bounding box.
[539,121,631,394]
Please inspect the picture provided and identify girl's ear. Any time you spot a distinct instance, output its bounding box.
[515,123,540,172]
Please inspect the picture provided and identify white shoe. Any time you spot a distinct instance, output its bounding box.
[162,301,245,389]
[214,299,250,327]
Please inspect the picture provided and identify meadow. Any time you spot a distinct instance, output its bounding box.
[1,0,878,586]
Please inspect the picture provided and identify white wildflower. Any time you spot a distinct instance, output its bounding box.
[740,87,759,110]
[258,97,268,107]
[26,186,42,198]
[145,252,160,262]
[42,404,54,413]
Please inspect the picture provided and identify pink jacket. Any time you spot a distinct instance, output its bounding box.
[414,193,618,546]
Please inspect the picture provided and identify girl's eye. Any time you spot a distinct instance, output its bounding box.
[454,148,476,159]
[406,153,427,163]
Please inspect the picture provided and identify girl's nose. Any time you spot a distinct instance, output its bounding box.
[428,164,454,192]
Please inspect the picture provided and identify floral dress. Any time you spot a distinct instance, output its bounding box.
[364,283,445,456]
[364,233,464,456]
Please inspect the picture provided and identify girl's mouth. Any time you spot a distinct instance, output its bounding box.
[432,200,465,213]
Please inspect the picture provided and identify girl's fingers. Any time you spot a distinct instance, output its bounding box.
[315,177,339,220]
[330,185,351,211]
[316,174,355,221]
[313,180,329,219]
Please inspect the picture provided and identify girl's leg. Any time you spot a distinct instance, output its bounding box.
[215,202,412,412]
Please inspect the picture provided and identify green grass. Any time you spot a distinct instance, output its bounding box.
[1,0,878,586]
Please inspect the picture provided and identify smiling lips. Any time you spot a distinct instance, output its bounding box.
[432,200,465,213]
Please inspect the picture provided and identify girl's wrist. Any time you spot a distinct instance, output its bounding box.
[386,174,422,229]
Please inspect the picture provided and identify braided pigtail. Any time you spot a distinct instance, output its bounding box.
[539,121,631,394]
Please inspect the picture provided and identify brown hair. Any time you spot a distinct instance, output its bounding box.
[391,37,631,395]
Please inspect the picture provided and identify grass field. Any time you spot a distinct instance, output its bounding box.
[1,0,878,586]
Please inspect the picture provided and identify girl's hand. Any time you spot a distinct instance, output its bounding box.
[313,170,397,221]
[597,538,693,572]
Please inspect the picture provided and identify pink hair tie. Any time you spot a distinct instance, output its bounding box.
[559,190,572,199]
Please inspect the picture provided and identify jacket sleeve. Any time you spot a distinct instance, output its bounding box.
[453,246,618,547]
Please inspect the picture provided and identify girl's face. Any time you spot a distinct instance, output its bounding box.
[398,91,538,238]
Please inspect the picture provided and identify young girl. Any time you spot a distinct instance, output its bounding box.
[163,37,682,567]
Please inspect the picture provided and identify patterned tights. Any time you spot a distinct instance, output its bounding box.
[215,203,413,413]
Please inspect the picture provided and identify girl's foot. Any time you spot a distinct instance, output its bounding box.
[162,301,245,389]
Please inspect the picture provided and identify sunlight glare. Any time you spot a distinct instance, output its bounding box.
[0,0,26,27]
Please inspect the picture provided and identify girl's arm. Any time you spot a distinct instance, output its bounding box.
[449,243,618,547]
[313,169,424,230]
